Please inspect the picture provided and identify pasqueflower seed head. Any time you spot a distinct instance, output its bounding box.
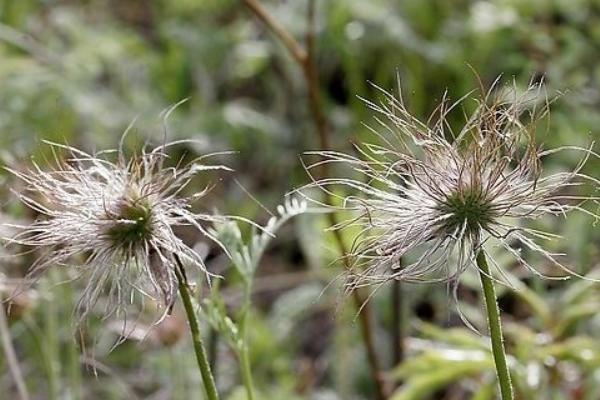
[307,81,599,290]
[5,140,232,321]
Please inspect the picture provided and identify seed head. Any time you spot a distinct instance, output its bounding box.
[307,80,599,290]
[5,140,233,321]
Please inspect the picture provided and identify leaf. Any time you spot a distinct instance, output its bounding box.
[213,197,308,281]
[201,294,242,351]
[391,358,492,400]
[417,322,489,350]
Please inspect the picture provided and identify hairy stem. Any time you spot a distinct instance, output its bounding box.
[240,344,255,400]
[477,250,514,400]
[239,287,256,400]
[174,255,220,400]
[243,1,388,398]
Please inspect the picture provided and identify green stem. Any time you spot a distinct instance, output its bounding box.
[476,250,514,400]
[239,285,256,400]
[174,255,219,400]
[240,345,255,400]
[61,276,82,400]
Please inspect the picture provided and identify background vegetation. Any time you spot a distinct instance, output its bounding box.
[0,0,599,399]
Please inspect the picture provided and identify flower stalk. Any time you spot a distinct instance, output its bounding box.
[238,285,256,400]
[242,2,389,397]
[477,250,514,400]
[174,255,219,400]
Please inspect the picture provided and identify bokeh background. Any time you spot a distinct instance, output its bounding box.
[1,1,599,399]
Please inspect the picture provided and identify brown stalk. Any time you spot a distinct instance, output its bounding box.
[391,279,404,367]
[242,0,389,398]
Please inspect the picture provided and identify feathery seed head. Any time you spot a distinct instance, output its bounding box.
[5,140,233,322]
[306,80,599,290]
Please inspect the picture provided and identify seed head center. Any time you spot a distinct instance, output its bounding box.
[439,188,494,234]
[106,200,153,247]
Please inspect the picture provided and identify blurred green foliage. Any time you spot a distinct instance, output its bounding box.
[391,269,600,400]
[0,0,599,399]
